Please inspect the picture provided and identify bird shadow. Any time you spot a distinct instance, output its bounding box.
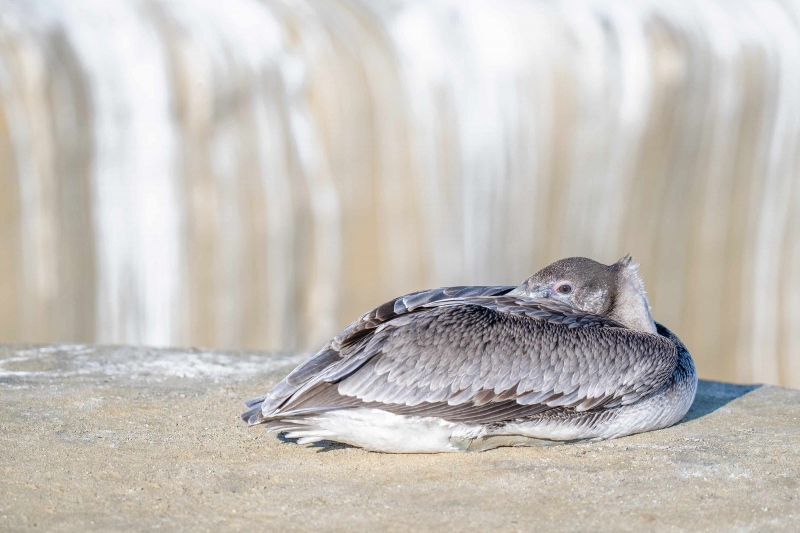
[680,379,762,423]
[277,433,355,453]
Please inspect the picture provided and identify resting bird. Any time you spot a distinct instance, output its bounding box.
[242,256,697,453]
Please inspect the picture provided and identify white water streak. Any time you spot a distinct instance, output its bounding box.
[56,0,182,344]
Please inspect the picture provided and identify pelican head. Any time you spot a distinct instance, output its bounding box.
[510,255,657,334]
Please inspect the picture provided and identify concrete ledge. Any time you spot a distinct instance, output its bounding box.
[1,344,798,531]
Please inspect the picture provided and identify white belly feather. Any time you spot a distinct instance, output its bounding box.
[275,408,601,453]
[280,409,474,453]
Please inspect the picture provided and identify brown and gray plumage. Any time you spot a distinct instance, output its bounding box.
[242,256,697,453]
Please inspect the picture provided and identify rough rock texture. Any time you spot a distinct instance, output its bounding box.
[1,344,798,532]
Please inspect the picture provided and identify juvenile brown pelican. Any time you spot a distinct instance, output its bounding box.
[242,256,697,453]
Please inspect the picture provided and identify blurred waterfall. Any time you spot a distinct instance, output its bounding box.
[1,0,800,387]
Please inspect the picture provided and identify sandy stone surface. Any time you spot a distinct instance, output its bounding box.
[1,344,798,532]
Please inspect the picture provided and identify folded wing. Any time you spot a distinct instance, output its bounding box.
[244,287,678,426]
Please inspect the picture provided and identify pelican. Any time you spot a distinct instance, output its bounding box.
[242,256,697,453]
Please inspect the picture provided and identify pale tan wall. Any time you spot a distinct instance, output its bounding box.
[1,0,799,386]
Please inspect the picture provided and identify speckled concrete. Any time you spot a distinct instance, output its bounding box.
[1,344,798,532]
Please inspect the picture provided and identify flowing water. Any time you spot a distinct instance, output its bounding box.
[1,0,799,386]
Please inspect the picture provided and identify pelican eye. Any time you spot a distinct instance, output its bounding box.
[555,282,573,295]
